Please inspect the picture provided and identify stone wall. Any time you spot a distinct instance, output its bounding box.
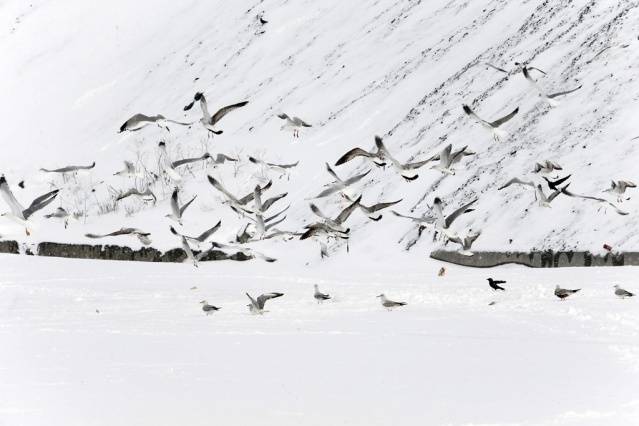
[430,250,636,268]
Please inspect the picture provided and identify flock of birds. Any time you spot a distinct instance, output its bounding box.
[0,33,636,265]
[195,276,635,316]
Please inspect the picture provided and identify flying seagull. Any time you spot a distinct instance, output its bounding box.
[448,230,481,256]
[165,188,197,225]
[113,161,144,178]
[314,284,331,303]
[561,187,629,215]
[604,180,636,202]
[85,228,152,245]
[179,235,199,267]
[429,144,471,176]
[40,162,95,175]
[533,160,563,175]
[249,156,299,174]
[535,184,567,207]
[200,300,221,314]
[614,285,634,299]
[487,278,506,291]
[116,188,157,204]
[341,193,402,220]
[183,92,248,135]
[277,113,311,138]
[522,66,582,106]
[0,176,59,235]
[246,292,284,314]
[309,195,362,232]
[554,285,580,300]
[43,207,74,228]
[432,197,478,236]
[498,177,535,191]
[169,221,221,244]
[377,294,407,310]
[543,175,571,191]
[207,176,257,214]
[209,153,239,166]
[171,153,212,169]
[211,242,277,262]
[119,113,189,133]
[300,223,350,241]
[374,136,436,181]
[312,163,370,199]
[463,104,519,141]
[335,144,384,167]
[483,62,508,74]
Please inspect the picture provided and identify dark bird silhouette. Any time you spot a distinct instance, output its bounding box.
[487,278,506,291]
[543,174,571,191]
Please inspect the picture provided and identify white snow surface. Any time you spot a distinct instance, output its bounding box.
[1,255,639,425]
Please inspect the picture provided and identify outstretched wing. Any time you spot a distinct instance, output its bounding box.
[23,189,60,220]
[256,292,284,309]
[180,195,197,216]
[489,107,519,128]
[210,101,249,126]
[498,177,535,190]
[547,85,582,99]
[335,195,362,224]
[335,147,377,166]
[444,198,478,229]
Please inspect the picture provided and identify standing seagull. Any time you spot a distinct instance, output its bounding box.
[376,294,407,310]
[604,180,636,202]
[462,104,519,141]
[119,113,190,133]
[522,67,582,106]
[0,176,59,235]
[277,113,311,138]
[246,292,284,314]
[165,188,197,225]
[184,92,248,135]
[554,285,580,300]
[200,300,221,314]
[614,285,635,299]
[314,284,331,303]
[487,278,506,291]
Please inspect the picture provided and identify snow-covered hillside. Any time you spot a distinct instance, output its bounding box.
[2,0,639,257]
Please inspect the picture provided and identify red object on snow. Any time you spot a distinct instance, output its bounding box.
[603,244,613,252]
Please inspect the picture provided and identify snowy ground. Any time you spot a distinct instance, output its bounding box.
[1,255,638,425]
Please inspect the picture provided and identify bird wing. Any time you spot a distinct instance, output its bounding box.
[497,177,535,190]
[547,85,582,99]
[210,101,249,126]
[0,177,27,216]
[489,107,519,128]
[390,210,430,223]
[484,62,508,73]
[464,231,481,248]
[171,154,208,168]
[312,185,341,199]
[207,176,241,204]
[214,153,238,163]
[253,185,264,212]
[245,293,259,309]
[362,199,402,213]
[193,221,222,242]
[374,136,402,169]
[277,113,290,120]
[462,105,489,127]
[335,147,377,166]
[22,189,60,220]
[444,198,478,229]
[181,236,197,266]
[439,144,453,167]
[561,188,628,215]
[335,195,362,224]
[620,180,637,188]
[124,161,136,173]
[292,116,311,127]
[262,193,287,212]
[325,162,342,183]
[342,169,371,186]
[265,215,287,231]
[180,195,197,216]
[547,184,569,202]
[198,93,211,119]
[170,189,181,217]
[310,203,332,221]
[265,160,299,169]
[256,292,284,309]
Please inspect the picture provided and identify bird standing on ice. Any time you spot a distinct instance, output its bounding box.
[554,285,580,300]
[376,294,407,310]
[314,284,331,303]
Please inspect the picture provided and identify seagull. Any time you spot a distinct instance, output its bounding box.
[43,207,73,228]
[258,14,268,25]
[40,162,96,174]
[211,242,277,262]
[535,184,567,207]
[165,188,197,225]
[543,175,571,191]
[614,285,635,299]
[157,142,182,182]
[119,113,189,133]
[116,188,157,204]
[487,278,506,291]
[179,235,198,267]
[341,194,402,220]
[429,144,471,176]
[561,187,629,215]
[462,104,519,141]
[246,292,284,314]
[207,176,256,213]
[522,66,582,106]
[200,300,221,314]
[249,156,299,175]
[299,223,350,240]
[335,144,384,167]
[376,294,407,310]
[604,180,636,202]
[314,284,331,303]
[85,228,152,245]
[309,195,361,232]
[113,161,144,178]
[0,176,59,235]
[483,62,509,74]
[554,285,580,300]
[374,136,435,181]
[448,230,481,256]
[498,177,535,191]
[277,113,311,138]
[209,153,239,166]
[169,221,221,244]
[432,197,478,235]
[183,92,249,135]
[312,163,370,199]
[533,160,563,175]
[171,153,212,169]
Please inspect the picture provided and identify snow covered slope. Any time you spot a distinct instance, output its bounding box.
[1,0,639,257]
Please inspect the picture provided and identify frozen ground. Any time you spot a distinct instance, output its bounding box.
[1,255,638,425]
